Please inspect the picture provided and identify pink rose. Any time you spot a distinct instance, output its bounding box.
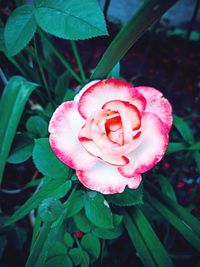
[49,78,172,194]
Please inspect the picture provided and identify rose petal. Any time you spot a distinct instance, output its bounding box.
[102,100,141,143]
[118,112,169,177]
[79,114,142,158]
[76,161,142,194]
[79,119,128,166]
[78,78,146,119]
[74,80,100,102]
[49,101,97,170]
[135,86,172,131]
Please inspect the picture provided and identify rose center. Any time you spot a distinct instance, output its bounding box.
[105,112,123,145]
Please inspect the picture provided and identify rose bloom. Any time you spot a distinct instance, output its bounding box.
[49,78,172,194]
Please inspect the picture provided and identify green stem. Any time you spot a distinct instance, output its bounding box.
[26,46,58,79]
[103,0,111,21]
[91,0,177,79]
[33,36,53,105]
[63,184,78,208]
[30,212,42,251]
[70,41,87,83]
[38,28,83,84]
[8,56,27,77]
[0,68,8,85]
[74,235,88,266]
[5,55,46,104]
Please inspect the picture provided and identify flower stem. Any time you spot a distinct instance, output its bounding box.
[33,36,53,104]
[38,28,83,85]
[70,41,87,83]
[26,46,58,79]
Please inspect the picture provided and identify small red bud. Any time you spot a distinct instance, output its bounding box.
[76,230,83,239]
[177,181,185,188]
[163,162,170,170]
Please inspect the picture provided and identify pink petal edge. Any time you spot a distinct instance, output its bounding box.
[78,78,146,119]
[135,86,173,131]
[76,161,142,194]
[49,101,97,170]
[74,80,100,103]
[118,112,169,177]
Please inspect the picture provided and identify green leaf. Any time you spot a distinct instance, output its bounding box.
[107,183,143,206]
[4,4,37,56]
[55,71,70,102]
[34,0,108,40]
[27,212,66,267]
[173,115,194,144]
[81,233,100,259]
[26,116,48,137]
[73,210,92,233]
[26,221,53,267]
[47,241,66,258]
[189,141,200,151]
[7,133,34,164]
[38,198,63,222]
[122,211,157,267]
[32,138,70,178]
[0,76,37,183]
[113,214,123,225]
[85,192,113,229]
[130,207,175,267]
[107,62,120,78]
[30,213,41,250]
[63,232,74,248]
[144,191,200,252]
[43,103,54,118]
[166,142,187,154]
[69,248,89,267]
[45,255,73,267]
[91,0,177,79]
[3,179,72,227]
[64,190,85,218]
[145,180,200,238]
[92,224,123,240]
[157,175,177,202]
[63,89,77,102]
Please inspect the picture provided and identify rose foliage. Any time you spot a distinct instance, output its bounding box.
[49,78,172,194]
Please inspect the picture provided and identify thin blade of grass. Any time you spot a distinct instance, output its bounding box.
[0,76,38,183]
